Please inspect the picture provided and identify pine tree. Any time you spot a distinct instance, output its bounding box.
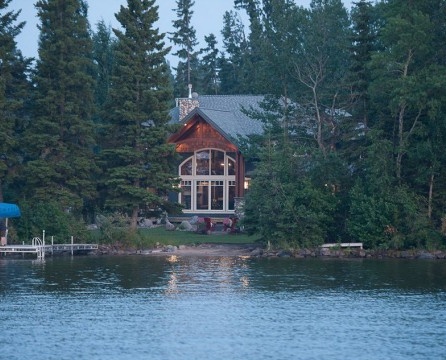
[102,0,177,230]
[260,0,302,97]
[92,20,116,158]
[339,0,376,175]
[169,0,198,97]
[0,0,31,202]
[349,0,375,127]
[22,0,97,215]
[219,10,248,94]
[92,20,115,120]
[234,0,266,94]
[197,34,219,94]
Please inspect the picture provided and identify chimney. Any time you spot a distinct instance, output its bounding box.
[177,84,199,120]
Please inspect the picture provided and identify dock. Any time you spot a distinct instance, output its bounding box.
[0,232,98,259]
[321,242,363,249]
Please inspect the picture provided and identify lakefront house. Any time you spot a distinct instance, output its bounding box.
[168,90,264,217]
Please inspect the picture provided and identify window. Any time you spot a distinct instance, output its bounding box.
[196,151,209,175]
[180,159,192,175]
[179,180,192,210]
[178,149,236,212]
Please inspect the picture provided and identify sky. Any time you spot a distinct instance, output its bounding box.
[10,0,354,65]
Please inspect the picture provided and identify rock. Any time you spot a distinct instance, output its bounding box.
[162,245,177,253]
[250,248,263,257]
[319,247,331,256]
[299,249,313,257]
[138,218,153,228]
[417,251,435,260]
[277,250,292,258]
[177,221,193,231]
[165,220,175,231]
[400,251,415,259]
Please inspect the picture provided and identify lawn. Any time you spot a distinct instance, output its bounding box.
[92,226,261,247]
[138,227,261,246]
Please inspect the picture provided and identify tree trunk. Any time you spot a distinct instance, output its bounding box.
[130,206,139,231]
[428,173,434,219]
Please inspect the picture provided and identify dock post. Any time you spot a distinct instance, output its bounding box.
[71,236,74,256]
[42,230,45,259]
[51,236,54,256]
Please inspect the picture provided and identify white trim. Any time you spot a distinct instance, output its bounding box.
[178,149,236,213]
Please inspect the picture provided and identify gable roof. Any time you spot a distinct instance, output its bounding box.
[170,95,264,145]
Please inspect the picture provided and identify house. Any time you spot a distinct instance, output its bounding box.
[168,93,264,216]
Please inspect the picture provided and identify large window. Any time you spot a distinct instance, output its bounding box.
[178,149,236,212]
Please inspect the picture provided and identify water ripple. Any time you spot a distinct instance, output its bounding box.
[1,256,445,360]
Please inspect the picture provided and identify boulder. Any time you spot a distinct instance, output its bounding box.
[177,221,193,231]
[162,245,177,253]
[277,249,292,258]
[165,220,175,231]
[319,247,331,257]
[417,251,435,260]
[250,248,263,257]
[138,218,153,228]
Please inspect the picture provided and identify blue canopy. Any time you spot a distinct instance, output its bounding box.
[0,203,21,218]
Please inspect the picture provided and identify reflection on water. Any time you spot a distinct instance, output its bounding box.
[0,255,445,360]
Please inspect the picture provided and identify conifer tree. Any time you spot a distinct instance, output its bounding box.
[169,0,198,97]
[198,34,219,94]
[0,0,31,202]
[22,0,97,215]
[102,0,177,230]
[92,20,116,158]
[349,0,375,128]
[219,10,248,94]
[92,20,115,121]
[234,0,265,94]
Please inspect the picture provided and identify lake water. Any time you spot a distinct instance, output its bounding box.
[1,254,445,360]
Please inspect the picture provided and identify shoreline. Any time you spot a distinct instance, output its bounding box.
[95,243,446,260]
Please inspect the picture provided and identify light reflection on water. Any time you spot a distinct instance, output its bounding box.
[0,255,445,360]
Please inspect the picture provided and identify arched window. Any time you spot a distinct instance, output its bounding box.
[178,149,236,212]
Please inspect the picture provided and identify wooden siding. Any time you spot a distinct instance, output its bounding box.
[170,117,237,153]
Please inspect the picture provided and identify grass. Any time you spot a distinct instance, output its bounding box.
[91,226,262,248]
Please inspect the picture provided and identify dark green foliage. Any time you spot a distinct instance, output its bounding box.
[21,0,98,216]
[0,0,32,202]
[218,10,249,94]
[92,20,115,121]
[2,0,445,249]
[101,0,178,230]
[16,199,90,243]
[169,0,199,96]
[197,34,219,94]
[244,140,338,248]
[348,0,376,127]
[243,98,340,248]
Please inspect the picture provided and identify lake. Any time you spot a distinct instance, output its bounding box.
[1,254,445,360]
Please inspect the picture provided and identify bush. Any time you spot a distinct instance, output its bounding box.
[15,200,89,243]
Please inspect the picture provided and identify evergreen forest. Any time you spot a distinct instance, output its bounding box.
[1,0,446,250]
